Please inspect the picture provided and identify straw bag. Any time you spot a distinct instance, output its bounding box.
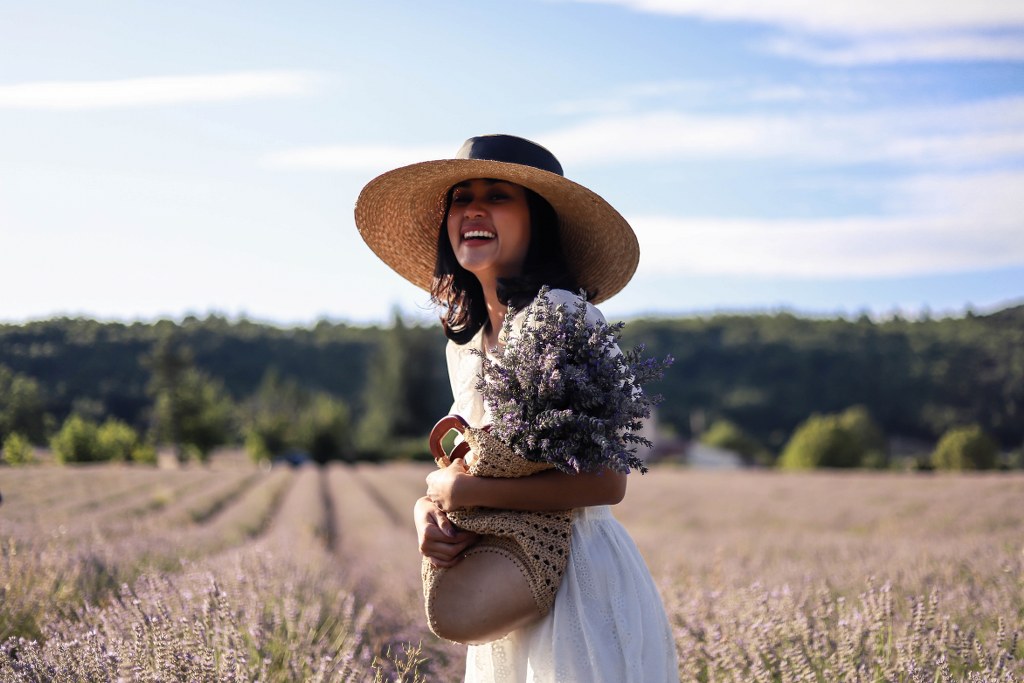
[422,415,573,644]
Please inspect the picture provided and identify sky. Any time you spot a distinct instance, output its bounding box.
[1,0,1022,325]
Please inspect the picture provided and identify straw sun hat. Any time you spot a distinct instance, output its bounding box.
[354,134,639,304]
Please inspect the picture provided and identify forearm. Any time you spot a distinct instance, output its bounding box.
[453,468,627,512]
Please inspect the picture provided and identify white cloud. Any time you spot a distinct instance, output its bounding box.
[563,0,1024,65]
[563,0,1024,35]
[268,96,1024,172]
[0,71,321,109]
[745,84,857,103]
[888,170,1024,219]
[635,214,1023,278]
[764,33,1024,65]
[632,171,1024,278]
[552,79,861,116]
[538,97,1024,168]
[543,112,797,162]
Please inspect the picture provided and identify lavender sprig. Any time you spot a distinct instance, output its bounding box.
[474,287,673,475]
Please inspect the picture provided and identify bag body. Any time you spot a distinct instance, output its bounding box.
[423,416,572,644]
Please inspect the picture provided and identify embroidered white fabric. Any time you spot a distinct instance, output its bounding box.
[445,289,679,682]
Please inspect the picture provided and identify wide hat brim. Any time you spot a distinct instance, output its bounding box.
[354,154,638,305]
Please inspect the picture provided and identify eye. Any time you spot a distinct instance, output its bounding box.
[451,192,471,205]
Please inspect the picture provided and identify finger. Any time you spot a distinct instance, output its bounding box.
[428,544,474,567]
[422,542,464,565]
[423,524,448,542]
[449,528,477,544]
[427,510,454,536]
[429,556,459,569]
[422,533,476,561]
[424,524,459,544]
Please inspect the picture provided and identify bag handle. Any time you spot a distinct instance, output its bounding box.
[428,414,472,467]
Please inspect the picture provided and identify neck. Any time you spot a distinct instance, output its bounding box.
[479,275,508,349]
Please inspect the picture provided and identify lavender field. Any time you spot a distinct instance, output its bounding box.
[1,457,1021,682]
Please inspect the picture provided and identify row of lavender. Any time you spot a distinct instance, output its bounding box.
[2,460,1022,681]
[0,458,446,681]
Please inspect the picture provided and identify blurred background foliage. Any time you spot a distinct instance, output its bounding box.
[0,303,1021,469]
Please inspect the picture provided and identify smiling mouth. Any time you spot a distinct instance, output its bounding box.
[462,230,496,242]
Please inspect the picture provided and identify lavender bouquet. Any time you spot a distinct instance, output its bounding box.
[476,287,672,475]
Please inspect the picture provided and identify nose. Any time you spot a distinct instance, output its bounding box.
[463,197,487,218]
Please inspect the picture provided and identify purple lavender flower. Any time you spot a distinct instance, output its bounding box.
[474,287,673,475]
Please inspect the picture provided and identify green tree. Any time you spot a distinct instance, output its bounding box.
[2,432,34,466]
[297,392,353,463]
[241,370,353,464]
[241,369,302,464]
[5,302,1024,457]
[147,335,233,463]
[357,312,447,458]
[700,419,771,465]
[51,415,102,464]
[153,368,234,464]
[0,365,48,444]
[931,424,998,471]
[778,414,861,469]
[145,333,192,459]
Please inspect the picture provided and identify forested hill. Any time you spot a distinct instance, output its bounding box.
[1,304,1022,453]
[618,304,1023,451]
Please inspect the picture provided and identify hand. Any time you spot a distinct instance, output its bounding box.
[413,496,478,568]
[425,457,471,512]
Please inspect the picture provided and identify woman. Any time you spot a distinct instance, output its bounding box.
[355,134,678,682]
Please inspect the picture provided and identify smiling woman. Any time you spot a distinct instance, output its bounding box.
[354,134,677,682]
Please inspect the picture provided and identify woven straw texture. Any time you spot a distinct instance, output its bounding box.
[422,427,572,639]
[354,157,638,304]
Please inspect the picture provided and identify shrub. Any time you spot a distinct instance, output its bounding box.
[96,419,140,463]
[130,442,157,465]
[931,424,998,470]
[50,415,102,464]
[245,429,278,464]
[838,405,887,468]
[779,414,861,469]
[2,432,34,466]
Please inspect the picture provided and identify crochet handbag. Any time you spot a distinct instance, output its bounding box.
[421,414,573,644]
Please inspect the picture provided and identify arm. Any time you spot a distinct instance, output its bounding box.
[426,458,627,513]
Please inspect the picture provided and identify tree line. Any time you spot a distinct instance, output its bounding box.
[1,303,1021,468]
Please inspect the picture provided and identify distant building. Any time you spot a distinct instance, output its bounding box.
[685,442,744,469]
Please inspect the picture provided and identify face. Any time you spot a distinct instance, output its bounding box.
[446,178,531,284]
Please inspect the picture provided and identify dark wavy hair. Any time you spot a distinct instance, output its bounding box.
[431,185,586,344]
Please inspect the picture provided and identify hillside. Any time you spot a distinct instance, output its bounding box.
[2,304,1022,453]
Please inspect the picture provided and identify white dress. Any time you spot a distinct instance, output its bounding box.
[445,289,679,683]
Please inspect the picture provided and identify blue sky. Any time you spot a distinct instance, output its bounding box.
[1,0,1022,324]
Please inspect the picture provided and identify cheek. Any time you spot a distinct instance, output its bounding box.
[512,211,532,255]
[446,213,460,249]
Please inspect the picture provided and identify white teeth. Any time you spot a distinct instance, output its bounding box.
[464,230,496,240]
